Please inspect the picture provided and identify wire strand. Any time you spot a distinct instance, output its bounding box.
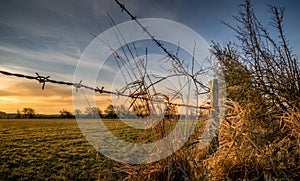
[0,70,210,109]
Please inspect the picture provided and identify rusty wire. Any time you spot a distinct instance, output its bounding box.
[113,0,209,91]
[0,70,210,109]
[0,1,212,110]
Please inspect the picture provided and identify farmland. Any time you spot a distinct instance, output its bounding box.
[0,0,300,180]
[0,119,128,181]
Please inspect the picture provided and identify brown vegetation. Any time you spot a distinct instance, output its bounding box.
[114,0,300,180]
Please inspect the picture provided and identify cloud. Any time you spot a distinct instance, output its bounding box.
[0,75,113,114]
[1,0,299,114]
[0,43,79,80]
[0,0,116,45]
[0,44,77,65]
[0,75,72,113]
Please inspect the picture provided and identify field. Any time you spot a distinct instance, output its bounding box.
[0,119,128,181]
[1,115,299,180]
[0,118,198,180]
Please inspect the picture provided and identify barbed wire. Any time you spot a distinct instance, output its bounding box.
[0,1,214,111]
[0,70,210,109]
[113,0,209,91]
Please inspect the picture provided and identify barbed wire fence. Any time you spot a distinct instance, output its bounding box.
[0,0,222,177]
[0,0,217,113]
[0,70,211,110]
[113,0,209,90]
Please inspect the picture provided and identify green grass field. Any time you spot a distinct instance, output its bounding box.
[0,118,201,180]
[0,119,128,181]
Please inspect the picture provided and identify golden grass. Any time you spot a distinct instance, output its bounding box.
[1,105,299,181]
[116,100,300,180]
[204,100,300,180]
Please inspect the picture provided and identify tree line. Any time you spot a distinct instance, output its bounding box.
[0,103,179,119]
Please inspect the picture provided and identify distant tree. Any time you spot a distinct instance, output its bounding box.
[0,111,7,119]
[74,109,82,117]
[132,104,150,118]
[22,107,36,119]
[59,109,74,118]
[16,110,21,118]
[116,105,129,118]
[104,105,118,119]
[85,107,102,118]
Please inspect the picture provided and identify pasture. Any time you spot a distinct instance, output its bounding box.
[0,119,128,180]
[1,116,299,180]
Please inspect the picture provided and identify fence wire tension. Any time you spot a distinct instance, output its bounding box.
[0,0,216,111]
[0,70,211,110]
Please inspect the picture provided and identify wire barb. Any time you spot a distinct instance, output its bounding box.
[73,80,82,92]
[96,86,104,94]
[0,69,211,109]
[35,73,50,90]
[113,0,209,91]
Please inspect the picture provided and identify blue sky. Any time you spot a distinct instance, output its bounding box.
[0,0,299,113]
[1,0,299,77]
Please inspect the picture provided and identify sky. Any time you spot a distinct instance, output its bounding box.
[0,0,299,114]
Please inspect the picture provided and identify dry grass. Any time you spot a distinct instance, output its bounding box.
[1,104,299,181]
[205,100,300,180]
[115,116,211,181]
[116,100,299,180]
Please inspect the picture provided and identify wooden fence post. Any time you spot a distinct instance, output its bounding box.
[209,79,219,124]
[207,79,219,154]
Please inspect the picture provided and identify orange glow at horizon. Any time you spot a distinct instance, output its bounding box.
[0,76,111,114]
[0,75,207,115]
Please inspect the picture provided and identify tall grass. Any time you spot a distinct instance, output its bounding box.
[114,99,299,180]
[206,100,300,180]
